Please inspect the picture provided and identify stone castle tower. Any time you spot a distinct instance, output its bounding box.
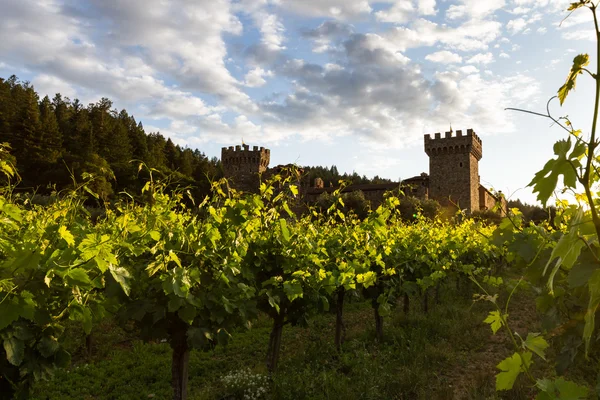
[221,144,270,192]
[424,129,482,213]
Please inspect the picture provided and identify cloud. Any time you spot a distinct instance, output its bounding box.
[375,1,416,24]
[32,74,78,99]
[0,0,544,151]
[425,50,463,64]
[274,0,372,19]
[418,0,437,15]
[302,20,354,52]
[446,0,506,20]
[562,29,595,41]
[507,18,528,34]
[382,18,502,52]
[467,52,495,64]
[244,67,274,87]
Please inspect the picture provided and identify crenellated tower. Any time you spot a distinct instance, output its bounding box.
[424,129,482,213]
[221,144,270,192]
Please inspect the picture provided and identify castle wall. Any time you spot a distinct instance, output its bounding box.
[424,129,482,213]
[479,186,497,211]
[220,128,505,217]
[221,144,270,192]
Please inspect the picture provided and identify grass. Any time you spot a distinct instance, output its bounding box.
[29,280,576,400]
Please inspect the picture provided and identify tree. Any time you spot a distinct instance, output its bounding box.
[38,96,62,164]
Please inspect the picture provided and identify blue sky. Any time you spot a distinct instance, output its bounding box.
[0,0,597,204]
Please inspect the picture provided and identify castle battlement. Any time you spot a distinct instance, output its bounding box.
[221,144,270,168]
[424,128,482,160]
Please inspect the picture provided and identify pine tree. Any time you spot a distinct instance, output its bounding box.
[39,96,63,164]
[147,132,167,168]
[105,119,132,165]
[14,85,42,173]
[180,148,194,176]
[164,138,180,171]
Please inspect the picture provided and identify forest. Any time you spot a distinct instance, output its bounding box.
[0,75,392,204]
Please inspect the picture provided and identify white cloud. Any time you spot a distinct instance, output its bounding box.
[375,1,415,24]
[507,18,528,34]
[418,0,437,15]
[499,52,510,58]
[537,27,547,34]
[274,0,372,19]
[510,6,531,14]
[562,29,595,41]
[383,18,502,52]
[467,52,495,64]
[244,67,274,87]
[32,74,77,99]
[458,65,479,74]
[446,0,506,20]
[0,0,545,150]
[425,50,463,64]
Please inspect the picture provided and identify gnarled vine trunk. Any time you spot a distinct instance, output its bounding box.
[335,288,346,351]
[170,324,190,400]
[371,296,384,342]
[266,312,285,373]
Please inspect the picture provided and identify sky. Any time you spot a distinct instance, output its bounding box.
[0,0,598,205]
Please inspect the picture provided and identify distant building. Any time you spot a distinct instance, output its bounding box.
[221,129,506,214]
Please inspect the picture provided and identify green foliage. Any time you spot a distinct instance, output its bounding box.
[558,54,590,106]
[0,76,221,199]
[480,5,600,397]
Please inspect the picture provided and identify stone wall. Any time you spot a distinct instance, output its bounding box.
[424,129,482,213]
[479,186,498,212]
[221,144,270,192]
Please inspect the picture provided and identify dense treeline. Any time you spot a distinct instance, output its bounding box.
[0,76,221,200]
[0,75,397,202]
[302,165,393,188]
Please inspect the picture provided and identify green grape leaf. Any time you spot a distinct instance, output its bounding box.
[528,139,579,206]
[69,304,93,334]
[357,271,377,289]
[37,336,60,358]
[283,281,303,301]
[567,255,599,288]
[267,293,280,313]
[66,268,92,287]
[149,230,161,241]
[3,336,24,366]
[496,352,532,391]
[109,263,131,296]
[544,207,585,293]
[584,269,600,355]
[0,300,21,330]
[536,377,589,399]
[58,225,75,247]
[1,203,22,222]
[523,333,549,360]
[558,54,589,105]
[484,310,505,334]
[177,304,197,325]
[279,219,291,243]
[567,1,590,11]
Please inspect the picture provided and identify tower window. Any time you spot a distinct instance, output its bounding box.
[459,162,463,167]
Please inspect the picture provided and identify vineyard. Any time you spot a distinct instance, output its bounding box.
[0,147,597,399]
[3,2,600,399]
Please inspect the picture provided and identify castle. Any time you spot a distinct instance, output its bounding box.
[221,129,506,214]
